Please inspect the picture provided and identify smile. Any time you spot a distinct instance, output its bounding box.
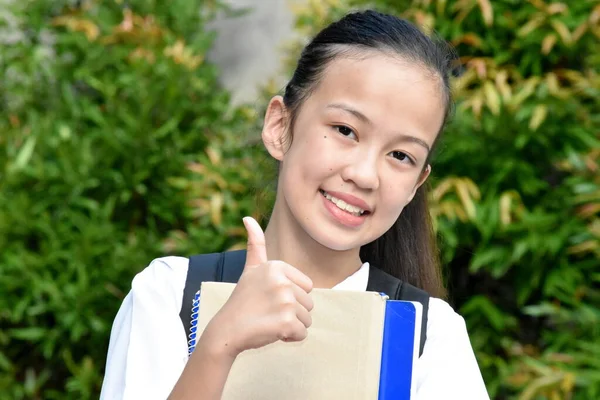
[319,190,368,217]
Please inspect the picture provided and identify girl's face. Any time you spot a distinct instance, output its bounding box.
[264,53,446,252]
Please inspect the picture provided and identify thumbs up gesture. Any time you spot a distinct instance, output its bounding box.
[205,217,314,359]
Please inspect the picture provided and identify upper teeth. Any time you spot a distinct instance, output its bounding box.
[322,191,366,216]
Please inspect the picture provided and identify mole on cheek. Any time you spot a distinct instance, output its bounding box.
[323,135,327,138]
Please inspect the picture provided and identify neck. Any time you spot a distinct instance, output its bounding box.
[264,197,363,289]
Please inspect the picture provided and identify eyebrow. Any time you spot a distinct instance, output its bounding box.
[325,103,431,152]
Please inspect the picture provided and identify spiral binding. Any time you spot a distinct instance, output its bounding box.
[187,290,201,357]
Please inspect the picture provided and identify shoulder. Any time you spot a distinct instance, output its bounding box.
[426,297,467,333]
[133,256,189,286]
[424,297,475,354]
[130,256,190,310]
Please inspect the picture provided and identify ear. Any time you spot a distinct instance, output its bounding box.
[406,164,431,204]
[261,95,289,161]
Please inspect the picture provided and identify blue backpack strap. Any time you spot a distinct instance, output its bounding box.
[366,266,429,357]
[179,250,247,342]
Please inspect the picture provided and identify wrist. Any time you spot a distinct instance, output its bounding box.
[198,316,240,363]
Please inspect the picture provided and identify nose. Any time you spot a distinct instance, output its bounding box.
[340,150,380,190]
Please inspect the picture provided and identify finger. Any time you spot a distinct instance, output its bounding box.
[295,302,312,329]
[278,319,308,342]
[293,284,314,313]
[242,216,268,268]
[283,264,313,293]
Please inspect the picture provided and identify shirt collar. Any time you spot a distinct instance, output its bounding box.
[331,262,370,291]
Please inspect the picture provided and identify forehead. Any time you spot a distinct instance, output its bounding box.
[307,52,446,143]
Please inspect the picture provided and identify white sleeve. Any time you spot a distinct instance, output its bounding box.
[415,298,490,400]
[100,257,191,400]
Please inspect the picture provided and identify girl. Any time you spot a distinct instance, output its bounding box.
[101,10,489,400]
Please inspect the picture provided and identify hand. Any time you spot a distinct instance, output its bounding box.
[203,217,314,359]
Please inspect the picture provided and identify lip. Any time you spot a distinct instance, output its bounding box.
[320,194,368,228]
[320,190,373,213]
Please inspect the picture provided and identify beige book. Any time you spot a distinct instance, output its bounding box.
[196,282,388,400]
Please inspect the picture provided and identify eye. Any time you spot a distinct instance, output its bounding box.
[333,125,357,140]
[390,151,415,165]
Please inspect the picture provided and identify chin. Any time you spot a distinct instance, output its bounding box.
[304,226,370,252]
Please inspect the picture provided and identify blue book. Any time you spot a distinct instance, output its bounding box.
[379,300,423,400]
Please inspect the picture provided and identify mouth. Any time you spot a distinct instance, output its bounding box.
[319,189,371,217]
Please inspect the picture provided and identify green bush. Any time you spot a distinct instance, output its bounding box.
[0,1,262,398]
[292,0,600,398]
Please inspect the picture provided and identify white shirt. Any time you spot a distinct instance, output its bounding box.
[100,256,489,399]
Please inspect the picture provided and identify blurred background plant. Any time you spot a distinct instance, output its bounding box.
[288,0,600,398]
[1,0,598,399]
[0,0,263,398]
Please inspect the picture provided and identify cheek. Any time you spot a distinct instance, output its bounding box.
[379,179,416,212]
[288,133,337,177]
[373,184,407,235]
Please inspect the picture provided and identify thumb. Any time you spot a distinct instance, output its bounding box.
[242,216,268,267]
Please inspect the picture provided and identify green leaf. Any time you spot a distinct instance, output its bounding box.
[470,247,509,273]
[10,328,46,341]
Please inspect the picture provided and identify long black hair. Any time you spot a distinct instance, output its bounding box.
[282,10,456,299]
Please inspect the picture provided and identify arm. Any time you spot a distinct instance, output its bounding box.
[100,257,193,400]
[415,299,490,400]
[101,257,238,400]
[167,316,235,399]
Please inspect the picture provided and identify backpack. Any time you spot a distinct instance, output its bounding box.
[179,250,430,356]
